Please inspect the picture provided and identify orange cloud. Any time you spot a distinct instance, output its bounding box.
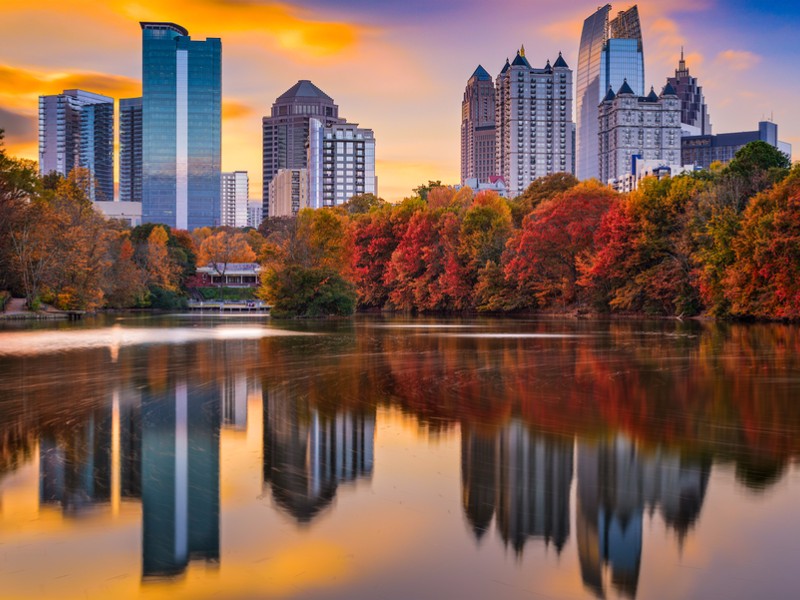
[112,0,364,58]
[716,49,761,71]
[222,99,254,120]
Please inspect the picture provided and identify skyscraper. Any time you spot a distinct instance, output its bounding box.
[598,81,681,185]
[119,97,142,203]
[461,65,496,185]
[220,171,248,227]
[38,89,114,201]
[308,119,376,208]
[141,22,221,230]
[262,80,343,217]
[667,50,712,136]
[576,4,644,180]
[495,48,574,197]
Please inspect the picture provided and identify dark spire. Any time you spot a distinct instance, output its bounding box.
[511,48,530,67]
[553,51,569,69]
[661,81,678,97]
[646,86,659,101]
[500,58,511,74]
[617,78,635,96]
[603,85,616,102]
[470,65,491,81]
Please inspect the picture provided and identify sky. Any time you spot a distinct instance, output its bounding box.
[1,0,798,202]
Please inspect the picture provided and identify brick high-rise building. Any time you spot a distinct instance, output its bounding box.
[461,65,496,185]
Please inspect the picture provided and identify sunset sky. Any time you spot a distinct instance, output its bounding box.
[1,0,798,201]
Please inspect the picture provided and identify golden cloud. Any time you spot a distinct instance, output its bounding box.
[222,99,255,120]
[716,49,761,71]
[112,0,363,57]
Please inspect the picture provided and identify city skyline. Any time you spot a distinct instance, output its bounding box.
[1,0,799,201]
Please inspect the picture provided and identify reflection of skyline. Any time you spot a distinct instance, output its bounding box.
[263,386,375,523]
[576,436,710,599]
[141,380,221,578]
[40,406,113,515]
[461,421,573,554]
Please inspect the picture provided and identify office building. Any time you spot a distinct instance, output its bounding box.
[598,81,681,185]
[119,97,143,202]
[141,22,221,230]
[495,48,574,197]
[247,200,263,228]
[461,65,496,185]
[308,119,377,208]
[220,171,248,227]
[268,168,308,217]
[667,50,712,136]
[682,121,792,169]
[576,4,644,180]
[38,89,114,201]
[262,80,343,217]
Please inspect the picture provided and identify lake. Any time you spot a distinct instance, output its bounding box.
[1,315,799,599]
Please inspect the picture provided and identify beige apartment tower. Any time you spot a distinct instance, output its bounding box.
[268,168,309,217]
[461,65,496,185]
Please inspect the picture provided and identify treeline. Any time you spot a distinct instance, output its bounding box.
[0,132,262,310]
[3,127,798,319]
[261,140,798,319]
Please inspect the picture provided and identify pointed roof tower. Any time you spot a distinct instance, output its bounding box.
[277,80,333,102]
[553,51,569,69]
[661,81,678,97]
[602,86,616,102]
[617,78,635,96]
[471,65,491,81]
[511,47,531,68]
[500,58,511,74]
[646,86,659,101]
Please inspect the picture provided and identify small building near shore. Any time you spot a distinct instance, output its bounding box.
[195,263,261,288]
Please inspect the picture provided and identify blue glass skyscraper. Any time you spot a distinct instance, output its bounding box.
[141,22,221,230]
[576,5,644,180]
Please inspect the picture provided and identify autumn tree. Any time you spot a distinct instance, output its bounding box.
[505,181,618,310]
[259,208,356,317]
[342,193,386,215]
[0,130,40,295]
[723,166,800,319]
[145,226,182,292]
[510,172,579,227]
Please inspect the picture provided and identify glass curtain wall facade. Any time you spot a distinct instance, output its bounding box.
[141,22,221,230]
[119,97,143,203]
[38,89,114,201]
[576,4,644,180]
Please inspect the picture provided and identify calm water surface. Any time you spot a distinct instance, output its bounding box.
[1,315,799,599]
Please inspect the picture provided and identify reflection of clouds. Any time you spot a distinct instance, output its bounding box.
[0,326,313,356]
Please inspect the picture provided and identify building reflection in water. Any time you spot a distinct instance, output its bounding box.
[461,421,573,554]
[140,380,221,578]
[462,426,710,597]
[40,405,113,515]
[263,386,375,523]
[37,376,224,580]
[576,436,710,599]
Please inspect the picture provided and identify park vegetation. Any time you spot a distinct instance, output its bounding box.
[1,127,797,319]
